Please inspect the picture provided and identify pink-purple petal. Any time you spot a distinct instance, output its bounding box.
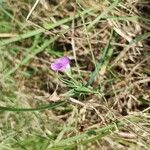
[51,56,70,72]
[55,57,70,64]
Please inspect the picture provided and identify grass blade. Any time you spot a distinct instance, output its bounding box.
[49,122,123,149]
[0,5,23,26]
[0,101,66,112]
[49,116,142,149]
[113,31,150,64]
[87,0,120,30]
[86,31,114,86]
[0,8,93,47]
[4,37,57,78]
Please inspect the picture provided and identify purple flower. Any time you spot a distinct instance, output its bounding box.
[51,56,70,72]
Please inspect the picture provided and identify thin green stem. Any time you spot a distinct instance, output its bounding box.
[0,101,66,112]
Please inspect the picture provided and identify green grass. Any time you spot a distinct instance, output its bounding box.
[0,0,150,150]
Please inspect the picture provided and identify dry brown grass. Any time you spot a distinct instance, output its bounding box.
[0,0,150,149]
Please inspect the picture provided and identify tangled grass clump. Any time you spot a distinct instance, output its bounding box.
[0,0,150,149]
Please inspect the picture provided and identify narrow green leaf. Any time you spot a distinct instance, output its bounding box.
[0,101,66,112]
[86,30,114,86]
[87,0,120,29]
[49,116,142,149]
[4,38,57,78]
[0,8,93,47]
[114,32,150,64]
[48,122,125,150]
[0,5,23,26]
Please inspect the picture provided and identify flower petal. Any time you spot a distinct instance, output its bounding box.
[55,56,70,65]
[51,56,70,72]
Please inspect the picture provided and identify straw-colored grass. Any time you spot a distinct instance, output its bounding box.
[0,0,150,149]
